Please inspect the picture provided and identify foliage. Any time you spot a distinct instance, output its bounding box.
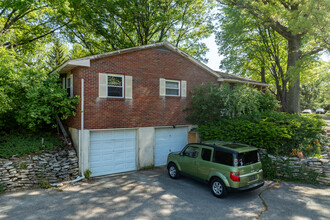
[198,112,325,155]
[0,47,79,131]
[15,71,80,130]
[0,0,72,51]
[218,0,330,113]
[260,155,276,180]
[140,165,155,170]
[84,169,92,179]
[0,182,3,194]
[65,0,215,61]
[300,62,330,110]
[18,162,27,170]
[260,155,320,185]
[39,171,52,189]
[45,38,70,72]
[185,83,278,125]
[216,5,291,111]
[0,131,63,158]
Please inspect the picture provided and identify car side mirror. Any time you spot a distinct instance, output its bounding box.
[179,152,183,156]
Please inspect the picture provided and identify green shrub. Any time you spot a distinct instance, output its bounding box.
[0,48,80,131]
[185,83,279,125]
[198,112,325,155]
[0,131,63,157]
[39,171,52,189]
[84,169,92,179]
[260,156,277,180]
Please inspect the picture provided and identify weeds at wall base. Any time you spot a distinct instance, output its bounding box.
[261,155,320,185]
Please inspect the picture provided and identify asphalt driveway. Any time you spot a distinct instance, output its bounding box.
[0,167,329,220]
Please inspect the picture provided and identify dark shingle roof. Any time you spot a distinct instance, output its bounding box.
[216,71,268,87]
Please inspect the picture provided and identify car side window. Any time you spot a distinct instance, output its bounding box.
[213,150,233,166]
[183,146,199,158]
[201,148,212,161]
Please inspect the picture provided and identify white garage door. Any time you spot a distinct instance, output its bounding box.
[155,127,188,166]
[90,129,136,177]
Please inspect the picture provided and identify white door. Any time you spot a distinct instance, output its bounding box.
[90,129,136,177]
[155,127,188,166]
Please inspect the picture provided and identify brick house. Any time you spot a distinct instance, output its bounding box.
[55,42,267,177]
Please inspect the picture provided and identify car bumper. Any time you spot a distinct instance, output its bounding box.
[229,180,265,192]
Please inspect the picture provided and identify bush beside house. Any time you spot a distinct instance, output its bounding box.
[186,83,329,185]
[198,113,326,155]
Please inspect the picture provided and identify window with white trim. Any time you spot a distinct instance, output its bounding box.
[165,80,180,96]
[107,74,124,98]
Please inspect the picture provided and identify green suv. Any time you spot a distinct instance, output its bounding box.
[167,140,264,198]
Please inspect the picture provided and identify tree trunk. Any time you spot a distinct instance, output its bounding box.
[287,36,301,114]
[260,66,266,83]
[260,66,267,92]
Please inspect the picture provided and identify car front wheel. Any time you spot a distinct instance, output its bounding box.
[211,177,227,198]
[168,163,180,179]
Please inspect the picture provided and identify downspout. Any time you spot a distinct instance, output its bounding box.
[80,78,85,174]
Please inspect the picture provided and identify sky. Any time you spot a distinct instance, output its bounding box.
[202,34,223,71]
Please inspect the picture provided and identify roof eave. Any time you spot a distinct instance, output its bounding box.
[217,78,269,87]
[51,59,91,74]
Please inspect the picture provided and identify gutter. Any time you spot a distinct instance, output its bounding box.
[217,78,269,87]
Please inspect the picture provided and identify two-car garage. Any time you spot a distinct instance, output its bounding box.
[88,127,188,177]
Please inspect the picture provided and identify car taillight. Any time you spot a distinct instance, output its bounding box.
[230,172,240,182]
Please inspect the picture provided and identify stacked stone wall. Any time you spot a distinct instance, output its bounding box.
[260,146,330,185]
[0,149,79,192]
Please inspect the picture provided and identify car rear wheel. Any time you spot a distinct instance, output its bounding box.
[168,163,180,179]
[211,177,227,198]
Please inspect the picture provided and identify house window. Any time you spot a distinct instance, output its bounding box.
[107,75,124,98]
[165,80,180,96]
[66,77,71,97]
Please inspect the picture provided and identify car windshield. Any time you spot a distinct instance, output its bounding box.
[236,151,259,166]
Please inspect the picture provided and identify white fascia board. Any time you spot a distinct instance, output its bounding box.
[51,59,90,74]
[68,59,90,67]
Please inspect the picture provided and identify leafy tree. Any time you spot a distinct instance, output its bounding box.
[218,0,330,113]
[45,38,70,71]
[216,6,291,111]
[0,47,79,131]
[65,0,215,61]
[300,61,330,110]
[0,0,72,51]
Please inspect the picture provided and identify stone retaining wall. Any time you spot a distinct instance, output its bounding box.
[260,147,330,185]
[0,149,79,192]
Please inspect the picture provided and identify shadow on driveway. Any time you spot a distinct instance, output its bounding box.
[0,167,329,220]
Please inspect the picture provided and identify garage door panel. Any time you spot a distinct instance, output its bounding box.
[155,127,188,166]
[90,130,136,177]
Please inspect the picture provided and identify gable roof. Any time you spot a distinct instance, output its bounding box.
[53,42,267,87]
[54,42,220,78]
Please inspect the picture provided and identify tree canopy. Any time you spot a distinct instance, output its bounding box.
[64,0,215,61]
[217,0,330,113]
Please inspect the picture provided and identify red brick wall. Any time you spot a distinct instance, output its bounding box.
[66,46,218,129]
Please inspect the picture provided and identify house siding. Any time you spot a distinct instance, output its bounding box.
[65,46,217,130]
